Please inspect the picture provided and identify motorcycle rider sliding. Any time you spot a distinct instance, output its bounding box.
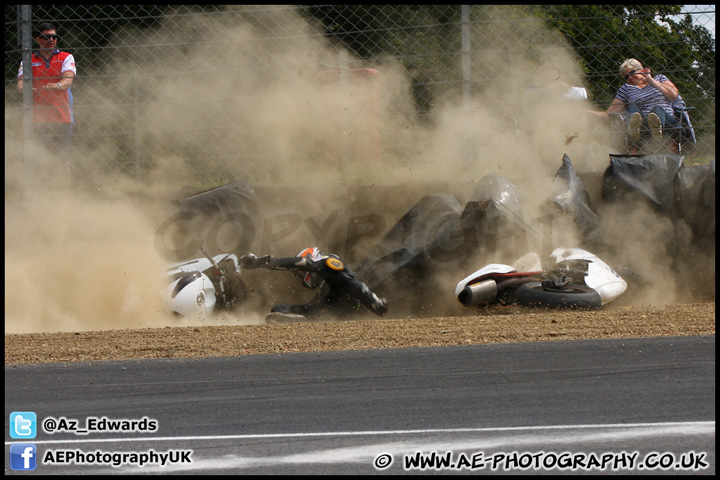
[240,247,388,322]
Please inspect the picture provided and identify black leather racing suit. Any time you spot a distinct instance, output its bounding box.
[241,253,388,318]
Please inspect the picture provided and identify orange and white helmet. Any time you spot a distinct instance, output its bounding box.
[296,247,323,262]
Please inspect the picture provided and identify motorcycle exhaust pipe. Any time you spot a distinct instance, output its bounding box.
[458,279,498,306]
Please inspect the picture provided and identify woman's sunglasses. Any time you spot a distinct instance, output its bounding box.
[623,69,639,79]
[38,34,59,40]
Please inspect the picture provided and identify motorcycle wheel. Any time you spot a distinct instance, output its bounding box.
[516,282,602,310]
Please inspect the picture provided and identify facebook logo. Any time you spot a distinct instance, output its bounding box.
[10,444,37,471]
[10,411,37,439]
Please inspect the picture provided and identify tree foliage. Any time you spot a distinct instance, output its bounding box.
[302,5,714,120]
[6,5,715,118]
[529,5,715,107]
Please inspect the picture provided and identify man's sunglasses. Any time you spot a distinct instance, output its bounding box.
[623,69,639,79]
[38,34,59,40]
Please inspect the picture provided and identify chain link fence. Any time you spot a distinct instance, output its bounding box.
[5,5,716,194]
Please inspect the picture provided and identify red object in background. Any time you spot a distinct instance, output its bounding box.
[316,67,380,84]
[316,68,382,167]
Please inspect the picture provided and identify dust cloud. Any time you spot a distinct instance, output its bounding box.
[4,6,705,334]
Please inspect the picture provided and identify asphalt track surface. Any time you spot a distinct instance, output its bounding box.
[5,335,715,475]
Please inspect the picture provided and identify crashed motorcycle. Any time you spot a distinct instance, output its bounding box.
[164,247,248,317]
[455,247,627,310]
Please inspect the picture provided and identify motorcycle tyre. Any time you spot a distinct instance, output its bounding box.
[516,282,602,310]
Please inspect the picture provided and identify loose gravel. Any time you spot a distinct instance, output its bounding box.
[5,302,714,365]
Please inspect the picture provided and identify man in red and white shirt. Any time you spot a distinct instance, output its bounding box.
[17,22,77,163]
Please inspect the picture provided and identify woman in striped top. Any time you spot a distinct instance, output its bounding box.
[588,58,680,152]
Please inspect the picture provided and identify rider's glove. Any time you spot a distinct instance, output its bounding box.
[240,254,270,269]
[240,254,259,268]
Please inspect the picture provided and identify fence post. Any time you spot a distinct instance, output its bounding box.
[338,49,351,176]
[19,5,34,193]
[134,72,141,178]
[461,5,473,163]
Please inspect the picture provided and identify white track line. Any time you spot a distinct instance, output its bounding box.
[6,420,714,445]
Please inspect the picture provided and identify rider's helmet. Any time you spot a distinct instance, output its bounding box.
[296,247,325,289]
[297,247,323,262]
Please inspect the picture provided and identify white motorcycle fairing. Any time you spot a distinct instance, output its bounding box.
[166,270,216,317]
[547,247,627,305]
[164,254,240,317]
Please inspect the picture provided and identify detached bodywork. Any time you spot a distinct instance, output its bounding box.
[455,247,627,310]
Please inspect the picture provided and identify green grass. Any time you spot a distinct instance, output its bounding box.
[684,154,715,167]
